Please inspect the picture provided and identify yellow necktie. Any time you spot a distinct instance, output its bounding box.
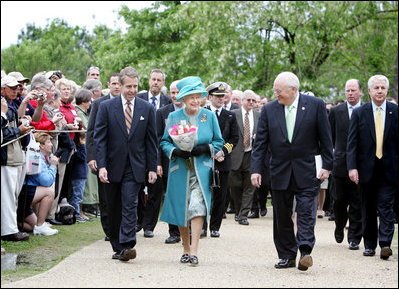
[375,106,383,159]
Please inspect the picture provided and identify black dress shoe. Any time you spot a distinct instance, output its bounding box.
[135,225,142,232]
[46,218,63,226]
[348,242,359,250]
[144,230,154,238]
[238,219,249,225]
[274,259,296,269]
[248,211,259,219]
[334,227,344,243]
[363,249,376,256]
[112,252,121,259]
[234,215,239,222]
[1,232,30,242]
[104,236,110,241]
[210,230,220,238]
[328,214,335,221]
[165,236,181,244]
[119,248,137,261]
[298,254,313,271]
[380,247,392,260]
[260,209,267,217]
[200,229,207,238]
[222,213,226,219]
[226,208,234,214]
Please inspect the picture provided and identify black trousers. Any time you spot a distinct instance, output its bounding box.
[333,175,362,244]
[251,182,270,212]
[97,176,110,238]
[105,164,141,253]
[361,159,396,250]
[203,171,229,232]
[272,179,318,259]
[137,177,163,231]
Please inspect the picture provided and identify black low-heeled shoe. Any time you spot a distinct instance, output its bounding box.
[189,255,199,266]
[180,253,190,263]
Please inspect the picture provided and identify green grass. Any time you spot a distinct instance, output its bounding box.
[1,218,104,285]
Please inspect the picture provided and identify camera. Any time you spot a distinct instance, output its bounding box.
[21,118,30,127]
[36,92,45,100]
[74,117,81,127]
[53,109,62,118]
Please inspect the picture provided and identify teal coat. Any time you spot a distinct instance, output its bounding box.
[160,107,224,227]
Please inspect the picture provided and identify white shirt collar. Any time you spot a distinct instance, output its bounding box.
[287,92,300,109]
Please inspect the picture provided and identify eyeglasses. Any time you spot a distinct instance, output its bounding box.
[245,99,256,102]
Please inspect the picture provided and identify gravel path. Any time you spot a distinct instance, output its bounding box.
[2,210,398,288]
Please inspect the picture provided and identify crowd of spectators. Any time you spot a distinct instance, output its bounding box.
[1,67,397,267]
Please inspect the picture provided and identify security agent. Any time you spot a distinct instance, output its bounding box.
[201,82,239,237]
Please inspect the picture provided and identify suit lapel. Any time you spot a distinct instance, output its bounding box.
[275,102,288,140]
[364,103,376,142]
[236,109,244,136]
[292,94,307,142]
[113,96,128,138]
[384,102,393,142]
[128,97,143,137]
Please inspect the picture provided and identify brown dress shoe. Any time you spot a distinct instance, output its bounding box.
[380,247,392,260]
[298,254,313,271]
[119,248,137,262]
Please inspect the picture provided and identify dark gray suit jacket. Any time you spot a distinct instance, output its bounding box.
[230,108,259,171]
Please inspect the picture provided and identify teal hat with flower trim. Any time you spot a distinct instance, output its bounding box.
[176,76,208,101]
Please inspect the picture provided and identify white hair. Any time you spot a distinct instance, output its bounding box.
[368,75,389,90]
[243,89,256,100]
[274,71,300,90]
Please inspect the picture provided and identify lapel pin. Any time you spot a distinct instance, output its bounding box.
[389,111,392,114]
[302,107,305,110]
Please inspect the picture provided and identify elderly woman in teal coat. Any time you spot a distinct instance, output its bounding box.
[160,76,224,266]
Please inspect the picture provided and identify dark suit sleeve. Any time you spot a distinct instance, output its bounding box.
[346,108,359,171]
[86,100,100,161]
[156,109,164,166]
[328,107,336,149]
[251,108,269,174]
[317,100,333,171]
[222,111,239,156]
[94,102,108,169]
[145,105,158,172]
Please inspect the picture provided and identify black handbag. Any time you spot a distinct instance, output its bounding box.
[210,147,220,189]
[210,166,220,189]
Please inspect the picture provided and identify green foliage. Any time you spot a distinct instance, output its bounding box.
[1,1,397,100]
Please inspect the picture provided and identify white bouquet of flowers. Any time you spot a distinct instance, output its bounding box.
[167,119,198,151]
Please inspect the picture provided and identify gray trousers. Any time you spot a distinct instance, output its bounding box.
[229,152,255,220]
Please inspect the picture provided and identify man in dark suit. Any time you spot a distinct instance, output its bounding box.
[135,69,172,238]
[86,73,121,241]
[251,71,333,271]
[202,82,239,237]
[156,80,183,244]
[328,79,363,250]
[230,90,259,226]
[347,74,398,260]
[94,67,158,262]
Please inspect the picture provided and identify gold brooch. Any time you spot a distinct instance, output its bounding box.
[201,114,207,122]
